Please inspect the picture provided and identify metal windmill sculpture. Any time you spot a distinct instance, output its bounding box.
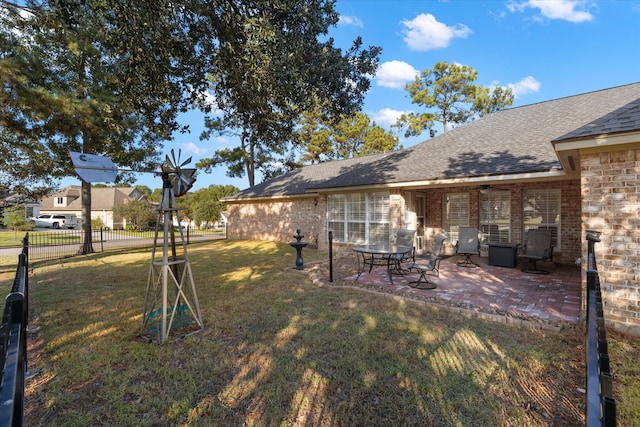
[140,149,203,343]
[70,149,203,344]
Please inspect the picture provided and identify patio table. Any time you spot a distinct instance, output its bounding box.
[352,244,413,285]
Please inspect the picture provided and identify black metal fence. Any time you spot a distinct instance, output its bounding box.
[25,225,225,263]
[585,230,616,426]
[0,235,28,427]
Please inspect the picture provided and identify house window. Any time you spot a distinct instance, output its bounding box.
[327,192,389,244]
[479,190,510,243]
[55,197,64,206]
[523,189,561,250]
[443,192,469,242]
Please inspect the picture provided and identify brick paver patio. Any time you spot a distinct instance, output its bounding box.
[344,254,582,327]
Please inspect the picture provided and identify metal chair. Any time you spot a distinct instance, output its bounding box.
[456,227,480,267]
[390,228,416,274]
[407,234,447,289]
[519,228,554,274]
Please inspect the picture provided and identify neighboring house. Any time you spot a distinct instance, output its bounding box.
[222,82,640,336]
[39,186,148,229]
[0,193,41,227]
[217,211,228,229]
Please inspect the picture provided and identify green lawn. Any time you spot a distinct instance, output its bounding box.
[2,240,638,426]
[0,229,30,247]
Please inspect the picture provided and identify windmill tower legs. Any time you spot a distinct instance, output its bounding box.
[141,173,203,343]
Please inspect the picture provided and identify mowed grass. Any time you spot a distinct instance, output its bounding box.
[2,239,638,426]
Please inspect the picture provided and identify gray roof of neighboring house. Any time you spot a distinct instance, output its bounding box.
[228,82,640,200]
[40,186,141,211]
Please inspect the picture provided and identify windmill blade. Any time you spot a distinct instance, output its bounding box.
[70,151,118,183]
[161,149,197,197]
[173,168,197,196]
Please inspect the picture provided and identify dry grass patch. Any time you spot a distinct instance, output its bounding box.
[1,240,636,425]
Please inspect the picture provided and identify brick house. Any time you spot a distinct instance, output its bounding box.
[223,82,640,336]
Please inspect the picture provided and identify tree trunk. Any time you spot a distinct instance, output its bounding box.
[77,180,94,255]
[247,137,255,187]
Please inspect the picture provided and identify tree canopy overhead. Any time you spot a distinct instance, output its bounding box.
[2,0,206,252]
[1,0,380,251]
[394,61,514,138]
[196,1,382,186]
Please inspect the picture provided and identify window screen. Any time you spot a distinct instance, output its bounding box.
[443,192,469,242]
[479,190,510,243]
[327,192,389,244]
[523,189,561,249]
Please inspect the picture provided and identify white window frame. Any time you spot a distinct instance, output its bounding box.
[479,190,510,243]
[522,188,561,250]
[443,192,469,242]
[327,192,390,244]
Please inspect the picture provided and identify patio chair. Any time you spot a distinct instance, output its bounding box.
[456,227,480,267]
[390,228,416,274]
[518,228,553,274]
[407,234,447,289]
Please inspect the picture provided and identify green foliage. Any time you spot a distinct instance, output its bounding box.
[90,216,105,229]
[2,205,27,229]
[298,111,400,163]
[197,2,382,186]
[394,61,514,138]
[0,0,208,251]
[178,184,239,227]
[333,112,399,158]
[135,185,152,198]
[113,199,156,230]
[148,188,163,203]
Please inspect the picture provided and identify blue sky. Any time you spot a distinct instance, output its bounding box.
[80,0,640,192]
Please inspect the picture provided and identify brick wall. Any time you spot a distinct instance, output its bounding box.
[582,149,640,336]
[226,196,326,247]
[418,181,581,264]
[228,181,582,262]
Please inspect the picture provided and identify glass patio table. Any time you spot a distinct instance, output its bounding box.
[352,244,413,285]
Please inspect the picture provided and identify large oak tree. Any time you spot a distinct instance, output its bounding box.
[196,1,382,186]
[1,0,207,253]
[2,0,378,253]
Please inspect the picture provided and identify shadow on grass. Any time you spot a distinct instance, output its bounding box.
[21,240,588,426]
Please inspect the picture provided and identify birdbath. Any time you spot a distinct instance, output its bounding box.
[289,229,309,270]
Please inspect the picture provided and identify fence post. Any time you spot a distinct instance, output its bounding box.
[584,229,616,427]
[328,230,333,283]
[0,235,30,426]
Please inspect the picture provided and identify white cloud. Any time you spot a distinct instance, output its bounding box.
[179,142,209,156]
[376,60,419,89]
[372,108,407,127]
[507,0,594,23]
[339,15,364,27]
[401,13,472,51]
[508,76,541,97]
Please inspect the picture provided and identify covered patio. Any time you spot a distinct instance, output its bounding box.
[334,254,582,330]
